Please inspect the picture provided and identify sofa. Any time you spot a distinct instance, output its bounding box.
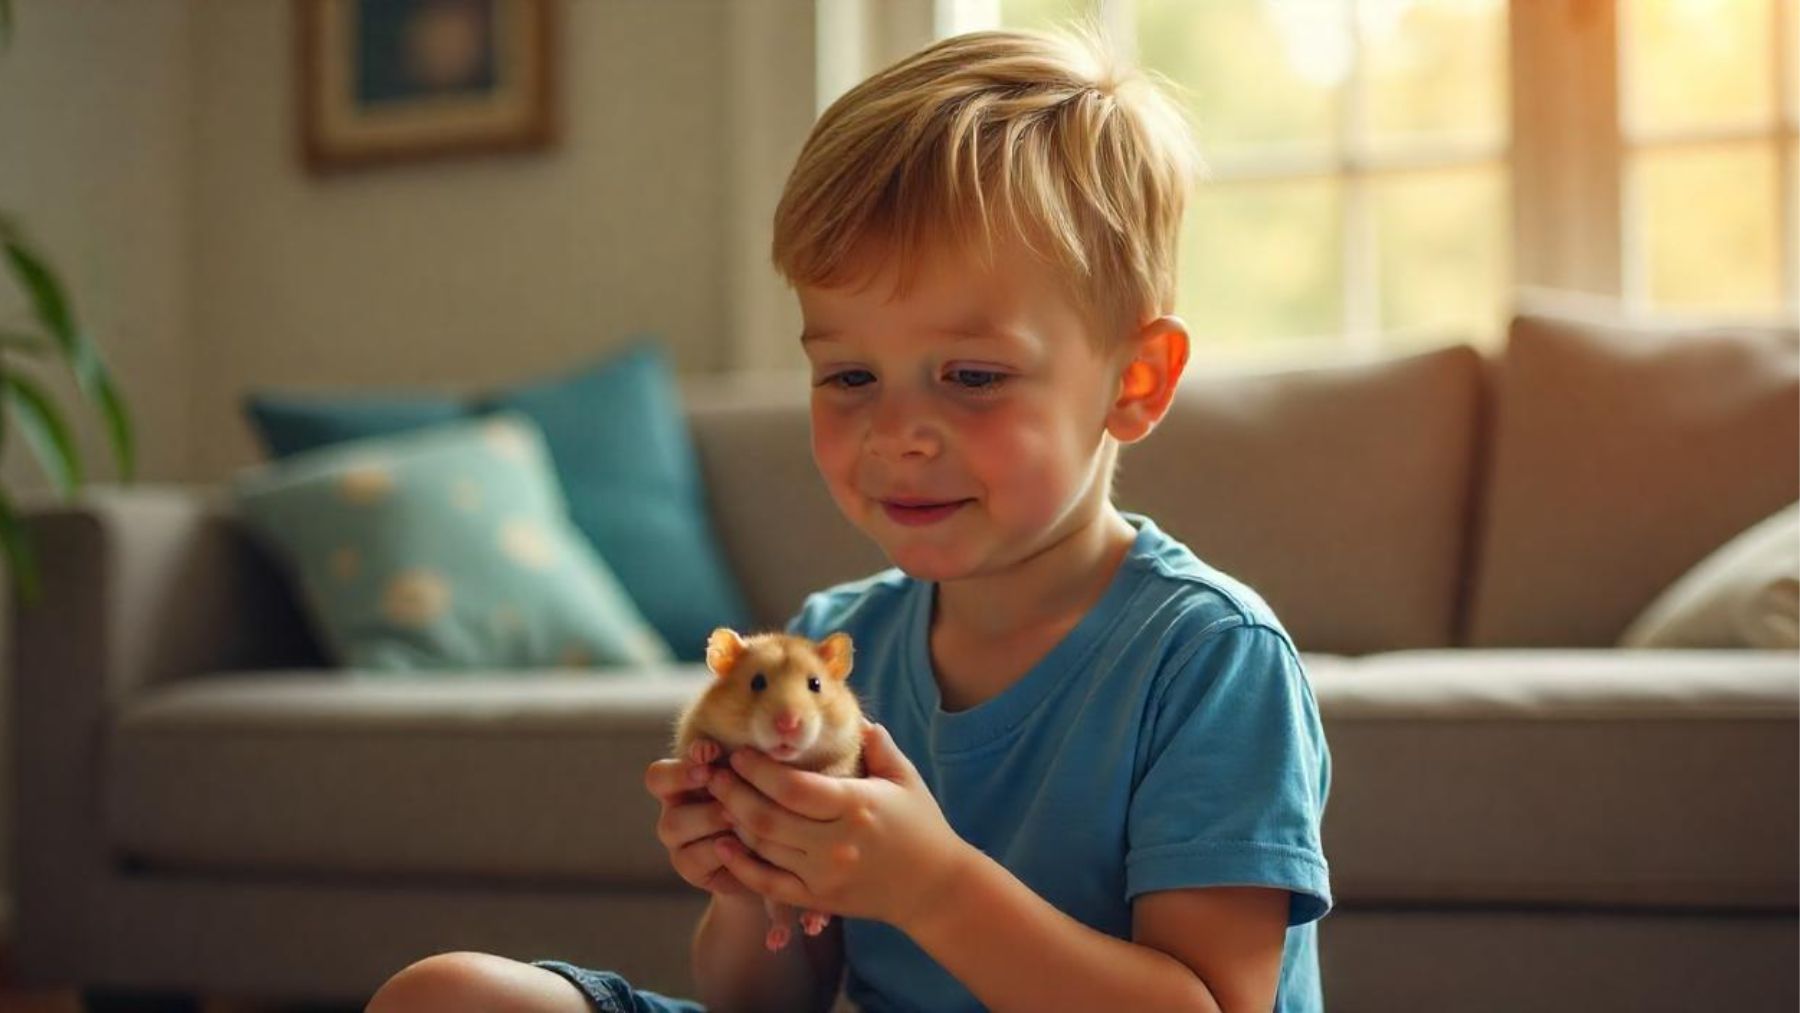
[11,305,1798,1011]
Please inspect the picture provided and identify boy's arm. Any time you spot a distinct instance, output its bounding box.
[900,847,1284,1013]
[691,892,844,1013]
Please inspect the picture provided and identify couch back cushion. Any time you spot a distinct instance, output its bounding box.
[1465,308,1800,647]
[687,342,1484,655]
[684,382,889,631]
[1116,343,1484,654]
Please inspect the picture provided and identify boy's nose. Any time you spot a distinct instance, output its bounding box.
[867,395,940,459]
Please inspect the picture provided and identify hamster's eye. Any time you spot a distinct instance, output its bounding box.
[808,676,822,693]
[751,673,767,692]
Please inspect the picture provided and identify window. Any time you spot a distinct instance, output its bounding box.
[1622,0,1798,314]
[945,0,1800,364]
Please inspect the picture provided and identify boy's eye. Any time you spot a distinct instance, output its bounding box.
[818,369,875,390]
[751,673,767,692]
[807,676,822,693]
[947,368,1007,392]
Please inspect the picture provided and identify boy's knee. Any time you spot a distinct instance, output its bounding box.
[368,951,585,1013]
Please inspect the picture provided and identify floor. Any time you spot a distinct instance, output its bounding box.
[0,937,365,1012]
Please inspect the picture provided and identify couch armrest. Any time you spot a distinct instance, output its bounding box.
[15,484,325,700]
[10,484,324,981]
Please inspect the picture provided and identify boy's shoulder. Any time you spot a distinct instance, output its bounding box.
[784,566,913,638]
[1123,513,1291,639]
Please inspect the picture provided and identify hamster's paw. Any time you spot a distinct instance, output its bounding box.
[765,922,792,952]
[688,739,723,766]
[800,910,831,936]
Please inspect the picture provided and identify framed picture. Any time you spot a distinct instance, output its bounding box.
[296,0,558,174]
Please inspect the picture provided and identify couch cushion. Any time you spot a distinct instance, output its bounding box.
[1466,308,1800,647]
[105,670,707,887]
[1314,649,1798,910]
[1115,342,1485,654]
[105,654,1797,910]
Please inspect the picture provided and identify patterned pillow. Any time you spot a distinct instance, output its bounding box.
[230,411,673,673]
[244,339,752,662]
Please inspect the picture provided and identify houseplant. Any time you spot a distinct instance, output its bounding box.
[0,0,138,605]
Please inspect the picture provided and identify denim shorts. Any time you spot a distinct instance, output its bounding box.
[530,960,707,1013]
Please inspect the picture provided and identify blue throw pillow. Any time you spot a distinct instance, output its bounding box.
[231,412,674,673]
[244,338,752,661]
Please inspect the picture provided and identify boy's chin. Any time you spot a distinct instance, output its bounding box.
[875,541,987,583]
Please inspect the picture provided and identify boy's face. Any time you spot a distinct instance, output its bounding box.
[798,237,1127,583]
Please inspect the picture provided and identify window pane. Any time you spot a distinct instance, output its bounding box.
[1625,0,1773,133]
[1136,0,1342,162]
[1374,167,1510,349]
[1362,0,1507,150]
[1182,180,1342,346]
[999,0,1096,34]
[1634,143,1781,310]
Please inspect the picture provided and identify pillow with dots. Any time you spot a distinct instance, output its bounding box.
[231,411,673,673]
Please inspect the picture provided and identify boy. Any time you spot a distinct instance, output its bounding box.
[368,23,1330,1013]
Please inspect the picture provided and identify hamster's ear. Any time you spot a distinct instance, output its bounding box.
[815,631,854,681]
[706,628,748,678]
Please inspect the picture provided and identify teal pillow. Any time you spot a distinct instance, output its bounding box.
[230,411,674,673]
[244,338,753,662]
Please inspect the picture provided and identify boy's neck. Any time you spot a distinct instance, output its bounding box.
[933,503,1139,641]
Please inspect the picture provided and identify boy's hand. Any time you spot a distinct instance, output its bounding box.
[644,742,751,897]
[705,720,975,933]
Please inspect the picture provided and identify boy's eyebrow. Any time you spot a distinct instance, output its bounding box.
[799,321,1022,344]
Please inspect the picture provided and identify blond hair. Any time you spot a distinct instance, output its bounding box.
[770,23,1203,346]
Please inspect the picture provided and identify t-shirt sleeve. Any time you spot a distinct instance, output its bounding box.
[1125,620,1333,926]
[784,591,827,637]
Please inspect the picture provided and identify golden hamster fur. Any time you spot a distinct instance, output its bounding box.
[674,628,865,778]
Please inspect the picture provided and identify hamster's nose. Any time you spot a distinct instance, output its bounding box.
[774,712,802,735]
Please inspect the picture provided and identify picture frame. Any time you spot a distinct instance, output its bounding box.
[296,0,558,175]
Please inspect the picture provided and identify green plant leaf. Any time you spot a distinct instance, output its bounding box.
[0,484,42,607]
[2,235,75,352]
[0,228,134,480]
[2,369,82,497]
[68,328,134,480]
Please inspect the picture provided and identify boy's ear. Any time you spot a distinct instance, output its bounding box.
[1105,315,1190,445]
[706,628,748,678]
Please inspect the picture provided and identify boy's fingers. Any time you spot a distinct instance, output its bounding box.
[656,799,734,850]
[676,836,747,894]
[714,836,812,909]
[644,757,712,802]
[708,768,827,851]
[727,749,844,821]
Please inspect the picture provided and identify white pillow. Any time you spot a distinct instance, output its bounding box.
[1619,501,1800,649]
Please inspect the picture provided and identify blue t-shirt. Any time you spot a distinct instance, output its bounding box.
[785,513,1333,1013]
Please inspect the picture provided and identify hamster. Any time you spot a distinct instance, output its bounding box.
[672,627,866,952]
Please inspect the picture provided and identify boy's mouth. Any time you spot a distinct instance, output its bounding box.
[880,498,973,526]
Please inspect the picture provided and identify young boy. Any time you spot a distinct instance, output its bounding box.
[368,23,1330,1013]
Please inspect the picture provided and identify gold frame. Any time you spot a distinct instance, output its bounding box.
[296,0,557,175]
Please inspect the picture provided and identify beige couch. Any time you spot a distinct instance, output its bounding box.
[12,308,1799,1011]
